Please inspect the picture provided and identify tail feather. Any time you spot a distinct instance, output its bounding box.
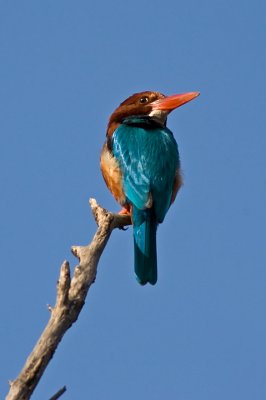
[132,207,157,285]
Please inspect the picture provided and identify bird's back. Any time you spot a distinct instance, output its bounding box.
[112,116,180,222]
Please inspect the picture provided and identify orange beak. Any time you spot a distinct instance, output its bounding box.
[151,91,200,112]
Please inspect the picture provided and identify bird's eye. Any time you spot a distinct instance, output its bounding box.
[139,96,149,104]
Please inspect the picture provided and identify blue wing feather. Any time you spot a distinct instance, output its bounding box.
[112,117,179,220]
[112,117,179,285]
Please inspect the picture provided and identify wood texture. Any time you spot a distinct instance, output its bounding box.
[6,199,131,400]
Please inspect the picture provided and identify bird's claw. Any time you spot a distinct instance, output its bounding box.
[118,207,131,215]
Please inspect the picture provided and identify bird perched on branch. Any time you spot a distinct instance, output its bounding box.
[101,90,199,285]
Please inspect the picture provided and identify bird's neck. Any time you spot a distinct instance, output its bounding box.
[106,112,167,137]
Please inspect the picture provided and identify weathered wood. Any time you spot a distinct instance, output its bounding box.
[6,199,131,400]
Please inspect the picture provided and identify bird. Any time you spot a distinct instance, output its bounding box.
[100,90,199,285]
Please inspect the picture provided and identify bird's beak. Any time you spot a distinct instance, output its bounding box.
[151,91,200,112]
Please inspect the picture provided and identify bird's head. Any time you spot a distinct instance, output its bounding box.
[106,90,200,136]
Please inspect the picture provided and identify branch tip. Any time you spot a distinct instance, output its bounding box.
[56,261,71,307]
[62,260,70,270]
[89,197,97,207]
[47,304,53,312]
[49,385,67,400]
[60,261,70,279]
[89,198,111,226]
[71,245,80,260]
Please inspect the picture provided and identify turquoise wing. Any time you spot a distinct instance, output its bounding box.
[112,117,180,222]
[112,116,180,285]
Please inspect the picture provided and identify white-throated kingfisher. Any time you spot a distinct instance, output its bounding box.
[101,90,199,285]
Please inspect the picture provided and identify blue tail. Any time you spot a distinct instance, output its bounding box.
[132,207,157,285]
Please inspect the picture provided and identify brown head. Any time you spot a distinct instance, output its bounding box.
[106,90,200,137]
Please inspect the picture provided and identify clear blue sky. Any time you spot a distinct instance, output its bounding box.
[1,1,266,399]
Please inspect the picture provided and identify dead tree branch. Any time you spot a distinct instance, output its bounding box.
[49,385,66,400]
[6,199,131,400]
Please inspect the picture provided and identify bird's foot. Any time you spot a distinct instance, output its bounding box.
[118,207,131,230]
[118,207,131,216]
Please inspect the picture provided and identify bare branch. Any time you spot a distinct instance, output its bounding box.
[49,385,66,400]
[6,199,131,400]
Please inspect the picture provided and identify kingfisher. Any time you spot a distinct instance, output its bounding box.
[100,90,199,285]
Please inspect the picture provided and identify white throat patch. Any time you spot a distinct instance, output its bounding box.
[148,109,168,126]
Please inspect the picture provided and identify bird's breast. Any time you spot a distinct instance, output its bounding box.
[100,143,126,206]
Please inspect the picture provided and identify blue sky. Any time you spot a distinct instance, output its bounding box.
[1,1,266,399]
